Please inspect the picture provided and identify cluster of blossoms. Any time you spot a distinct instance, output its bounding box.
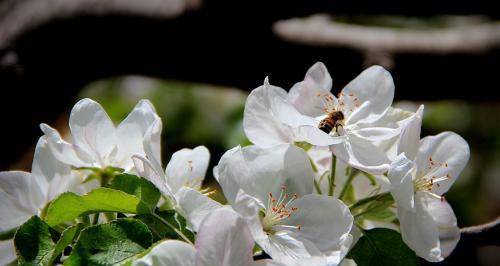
[0,62,469,266]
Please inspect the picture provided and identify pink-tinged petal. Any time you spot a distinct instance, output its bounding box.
[398,192,442,262]
[40,123,89,167]
[175,187,223,232]
[426,196,460,258]
[195,208,255,266]
[0,171,42,231]
[415,132,470,195]
[388,153,415,211]
[286,195,353,255]
[287,62,334,117]
[165,146,210,193]
[0,240,16,266]
[243,79,295,148]
[68,98,117,165]
[115,100,161,168]
[341,66,394,125]
[331,134,390,175]
[132,240,195,266]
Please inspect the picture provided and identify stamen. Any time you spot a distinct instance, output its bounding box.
[262,185,300,234]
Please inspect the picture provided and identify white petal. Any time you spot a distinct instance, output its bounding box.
[232,190,268,243]
[259,234,325,266]
[132,155,174,200]
[195,208,254,266]
[175,187,223,232]
[132,240,195,266]
[0,171,42,231]
[251,260,287,266]
[331,134,390,175]
[415,132,470,195]
[165,146,210,193]
[286,195,353,255]
[68,98,116,165]
[351,127,400,142]
[115,100,161,169]
[243,79,295,148]
[398,192,442,262]
[40,123,89,167]
[341,66,394,125]
[216,144,314,204]
[32,137,84,201]
[287,62,334,117]
[141,119,164,176]
[0,240,16,265]
[295,125,345,146]
[426,196,460,258]
[388,153,416,211]
[397,105,424,161]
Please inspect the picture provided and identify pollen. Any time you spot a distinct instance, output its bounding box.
[261,185,301,234]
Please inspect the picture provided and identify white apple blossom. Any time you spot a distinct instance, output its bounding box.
[215,144,353,266]
[40,98,161,172]
[132,142,222,232]
[0,137,93,265]
[244,62,402,174]
[388,109,469,262]
[133,208,282,266]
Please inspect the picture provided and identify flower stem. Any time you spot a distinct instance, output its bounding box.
[348,192,392,211]
[314,179,323,194]
[339,168,359,200]
[328,154,337,196]
[151,212,193,245]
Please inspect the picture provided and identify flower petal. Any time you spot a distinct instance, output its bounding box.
[132,240,195,266]
[40,123,89,167]
[287,62,333,117]
[0,240,16,266]
[331,134,390,175]
[415,132,470,195]
[115,100,161,169]
[132,155,174,200]
[286,195,353,255]
[341,66,394,125]
[216,144,314,204]
[388,153,416,211]
[398,192,442,262]
[68,98,116,165]
[397,105,424,161]
[243,79,295,148]
[175,187,223,232]
[195,208,254,266]
[426,196,460,258]
[0,171,42,231]
[165,146,210,193]
[259,234,325,266]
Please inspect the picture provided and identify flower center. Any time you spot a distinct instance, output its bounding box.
[260,185,301,235]
[413,156,451,198]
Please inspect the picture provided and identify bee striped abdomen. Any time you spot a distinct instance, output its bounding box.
[319,117,336,134]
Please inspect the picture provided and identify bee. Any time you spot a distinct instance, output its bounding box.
[318,111,344,134]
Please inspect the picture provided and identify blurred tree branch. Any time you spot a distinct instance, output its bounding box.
[460,217,500,247]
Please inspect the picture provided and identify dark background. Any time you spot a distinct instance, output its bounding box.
[0,1,499,264]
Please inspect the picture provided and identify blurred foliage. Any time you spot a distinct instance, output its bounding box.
[80,77,499,227]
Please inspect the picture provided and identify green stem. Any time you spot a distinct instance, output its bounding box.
[314,179,323,195]
[328,154,337,196]
[348,192,392,211]
[339,168,358,200]
[151,212,193,245]
[92,213,100,225]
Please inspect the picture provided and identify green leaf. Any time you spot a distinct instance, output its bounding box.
[44,188,150,226]
[51,223,86,262]
[136,210,195,243]
[107,174,161,211]
[14,216,59,265]
[14,216,86,265]
[349,228,418,266]
[64,218,153,266]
